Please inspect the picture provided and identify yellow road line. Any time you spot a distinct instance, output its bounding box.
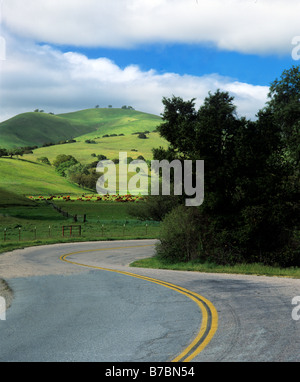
[59,245,218,362]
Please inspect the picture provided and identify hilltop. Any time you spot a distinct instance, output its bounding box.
[58,108,161,139]
[0,108,162,149]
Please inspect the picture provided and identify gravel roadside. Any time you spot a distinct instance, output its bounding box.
[0,279,13,311]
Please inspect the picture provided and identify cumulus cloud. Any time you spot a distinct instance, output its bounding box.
[2,0,299,55]
[0,34,268,122]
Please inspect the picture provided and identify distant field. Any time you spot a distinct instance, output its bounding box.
[0,199,160,252]
[22,131,167,164]
[0,157,160,247]
[53,200,132,222]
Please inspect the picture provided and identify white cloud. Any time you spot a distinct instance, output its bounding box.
[2,0,299,55]
[0,35,268,122]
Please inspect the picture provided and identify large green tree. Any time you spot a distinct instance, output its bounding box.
[154,84,299,266]
[266,65,300,167]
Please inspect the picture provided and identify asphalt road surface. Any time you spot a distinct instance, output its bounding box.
[0,240,299,362]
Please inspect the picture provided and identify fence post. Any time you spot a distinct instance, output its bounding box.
[19,227,21,241]
[49,225,51,238]
[4,228,6,242]
[34,226,37,240]
[146,224,148,235]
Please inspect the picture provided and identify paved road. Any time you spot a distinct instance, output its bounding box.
[0,240,299,362]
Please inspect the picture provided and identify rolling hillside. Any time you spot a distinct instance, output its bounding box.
[0,158,87,196]
[0,132,168,196]
[0,188,37,207]
[0,108,162,149]
[0,112,97,148]
[0,107,166,197]
[22,131,167,164]
[58,108,161,139]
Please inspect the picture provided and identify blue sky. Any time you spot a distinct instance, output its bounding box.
[58,43,295,85]
[1,0,299,122]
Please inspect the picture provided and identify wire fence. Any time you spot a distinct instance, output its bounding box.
[1,222,160,243]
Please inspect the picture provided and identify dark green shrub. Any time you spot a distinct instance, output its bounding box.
[97,154,107,161]
[127,195,180,222]
[37,157,51,165]
[138,133,147,139]
[155,205,202,262]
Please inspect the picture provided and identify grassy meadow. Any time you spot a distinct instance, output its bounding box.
[22,131,168,164]
[0,158,86,196]
[0,191,160,254]
[58,108,162,139]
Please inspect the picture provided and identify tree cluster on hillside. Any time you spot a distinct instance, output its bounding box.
[0,146,38,158]
[85,139,96,144]
[94,104,135,110]
[52,154,102,191]
[42,139,76,147]
[134,66,300,267]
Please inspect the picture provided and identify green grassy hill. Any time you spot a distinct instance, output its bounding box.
[0,130,168,197]
[58,108,161,139]
[0,107,166,197]
[23,131,167,164]
[0,108,164,252]
[0,158,87,196]
[0,108,162,149]
[0,188,37,207]
[0,112,97,149]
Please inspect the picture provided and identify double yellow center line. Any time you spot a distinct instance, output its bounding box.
[60,245,218,362]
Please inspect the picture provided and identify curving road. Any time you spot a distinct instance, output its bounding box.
[0,239,299,362]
